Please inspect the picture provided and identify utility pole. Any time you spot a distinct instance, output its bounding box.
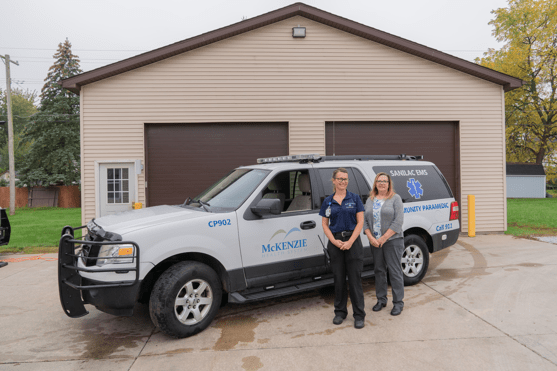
[1,55,19,216]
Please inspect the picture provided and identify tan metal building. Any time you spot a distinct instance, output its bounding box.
[62,3,522,233]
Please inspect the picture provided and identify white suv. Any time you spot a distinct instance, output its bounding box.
[58,154,460,338]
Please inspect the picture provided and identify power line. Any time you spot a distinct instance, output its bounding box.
[1,46,496,53]
[0,46,148,52]
[2,60,120,64]
[14,56,129,61]
[4,114,79,117]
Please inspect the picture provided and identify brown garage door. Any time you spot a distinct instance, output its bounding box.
[326,121,460,205]
[146,122,288,206]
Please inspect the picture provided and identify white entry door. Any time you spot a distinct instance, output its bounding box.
[99,163,136,216]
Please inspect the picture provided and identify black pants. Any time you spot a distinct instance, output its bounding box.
[328,234,366,321]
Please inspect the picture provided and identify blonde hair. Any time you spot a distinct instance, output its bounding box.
[331,168,348,193]
[369,172,396,199]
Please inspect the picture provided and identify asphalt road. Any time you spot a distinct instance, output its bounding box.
[1,235,556,371]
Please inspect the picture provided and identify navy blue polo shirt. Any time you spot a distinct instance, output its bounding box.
[319,191,365,233]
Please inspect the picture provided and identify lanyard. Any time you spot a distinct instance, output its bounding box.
[325,201,332,217]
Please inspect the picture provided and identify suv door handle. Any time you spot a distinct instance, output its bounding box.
[300,221,316,230]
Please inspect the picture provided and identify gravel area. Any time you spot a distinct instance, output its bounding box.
[534,236,557,244]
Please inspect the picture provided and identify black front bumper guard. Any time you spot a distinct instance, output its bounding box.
[0,208,11,246]
[58,225,140,318]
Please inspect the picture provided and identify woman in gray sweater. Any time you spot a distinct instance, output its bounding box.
[363,172,405,316]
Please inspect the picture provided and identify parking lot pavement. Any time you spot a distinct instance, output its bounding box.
[1,235,556,371]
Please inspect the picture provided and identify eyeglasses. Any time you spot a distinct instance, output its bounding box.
[377,180,389,183]
[335,178,349,183]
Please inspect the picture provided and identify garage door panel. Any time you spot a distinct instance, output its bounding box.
[146,123,288,206]
[325,121,459,208]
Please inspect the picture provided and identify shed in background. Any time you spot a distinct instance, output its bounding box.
[506,163,546,198]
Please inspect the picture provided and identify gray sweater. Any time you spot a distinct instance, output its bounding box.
[363,194,404,241]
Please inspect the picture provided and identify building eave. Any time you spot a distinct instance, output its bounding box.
[61,2,524,94]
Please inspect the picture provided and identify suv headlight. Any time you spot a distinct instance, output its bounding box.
[97,244,135,266]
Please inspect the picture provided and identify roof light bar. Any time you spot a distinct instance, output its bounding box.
[320,154,423,161]
[257,154,322,164]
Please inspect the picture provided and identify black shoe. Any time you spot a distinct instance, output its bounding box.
[333,315,344,325]
[372,302,386,312]
[354,319,365,329]
[0,261,7,268]
[391,306,403,316]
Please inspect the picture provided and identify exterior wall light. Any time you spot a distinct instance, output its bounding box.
[292,27,306,38]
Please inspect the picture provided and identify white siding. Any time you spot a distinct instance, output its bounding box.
[81,16,506,232]
[507,176,547,198]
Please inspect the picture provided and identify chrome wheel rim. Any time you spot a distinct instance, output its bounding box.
[401,244,424,278]
[174,279,214,325]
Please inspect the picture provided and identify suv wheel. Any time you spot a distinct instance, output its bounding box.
[401,235,430,286]
[149,261,222,338]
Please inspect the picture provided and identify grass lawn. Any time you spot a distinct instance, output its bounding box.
[548,189,557,196]
[0,207,82,254]
[506,198,557,236]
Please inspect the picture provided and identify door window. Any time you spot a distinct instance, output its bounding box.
[107,167,130,204]
[317,168,359,199]
[352,168,371,203]
[262,170,315,214]
[317,167,371,205]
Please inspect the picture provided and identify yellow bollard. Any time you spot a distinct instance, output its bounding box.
[467,195,475,237]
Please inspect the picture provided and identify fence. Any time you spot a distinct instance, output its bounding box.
[0,185,80,209]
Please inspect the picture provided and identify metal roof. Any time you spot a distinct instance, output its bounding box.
[61,2,523,94]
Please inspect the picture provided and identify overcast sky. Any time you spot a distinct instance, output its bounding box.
[2,0,510,102]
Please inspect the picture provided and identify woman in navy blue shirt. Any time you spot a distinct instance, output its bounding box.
[320,168,366,329]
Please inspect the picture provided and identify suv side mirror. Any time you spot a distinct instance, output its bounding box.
[251,198,281,217]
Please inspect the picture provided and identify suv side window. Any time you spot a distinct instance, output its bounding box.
[261,169,316,213]
[372,165,452,203]
[352,168,371,204]
[317,168,366,205]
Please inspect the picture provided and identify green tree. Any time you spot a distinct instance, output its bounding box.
[0,88,37,175]
[477,0,557,181]
[18,39,82,187]
[0,88,37,146]
[0,132,32,172]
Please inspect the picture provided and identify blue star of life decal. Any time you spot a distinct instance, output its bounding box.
[407,178,423,199]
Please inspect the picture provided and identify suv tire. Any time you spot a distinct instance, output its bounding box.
[402,235,430,286]
[149,261,222,338]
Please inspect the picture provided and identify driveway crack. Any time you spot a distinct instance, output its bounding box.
[127,326,156,371]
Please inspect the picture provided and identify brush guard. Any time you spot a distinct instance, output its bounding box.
[58,225,140,318]
[0,208,11,246]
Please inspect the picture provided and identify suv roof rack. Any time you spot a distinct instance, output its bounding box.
[321,154,423,161]
[256,154,423,164]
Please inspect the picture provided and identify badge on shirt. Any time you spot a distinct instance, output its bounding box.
[325,203,331,217]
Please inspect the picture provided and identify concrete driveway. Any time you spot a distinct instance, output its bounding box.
[1,235,556,371]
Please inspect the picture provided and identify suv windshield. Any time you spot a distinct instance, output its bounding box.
[185,169,269,212]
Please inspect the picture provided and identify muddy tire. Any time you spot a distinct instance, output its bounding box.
[149,261,222,338]
[402,235,430,286]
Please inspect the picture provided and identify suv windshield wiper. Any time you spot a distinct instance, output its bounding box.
[198,199,211,212]
[181,197,192,207]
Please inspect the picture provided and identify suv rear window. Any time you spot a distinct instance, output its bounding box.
[372,165,452,203]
